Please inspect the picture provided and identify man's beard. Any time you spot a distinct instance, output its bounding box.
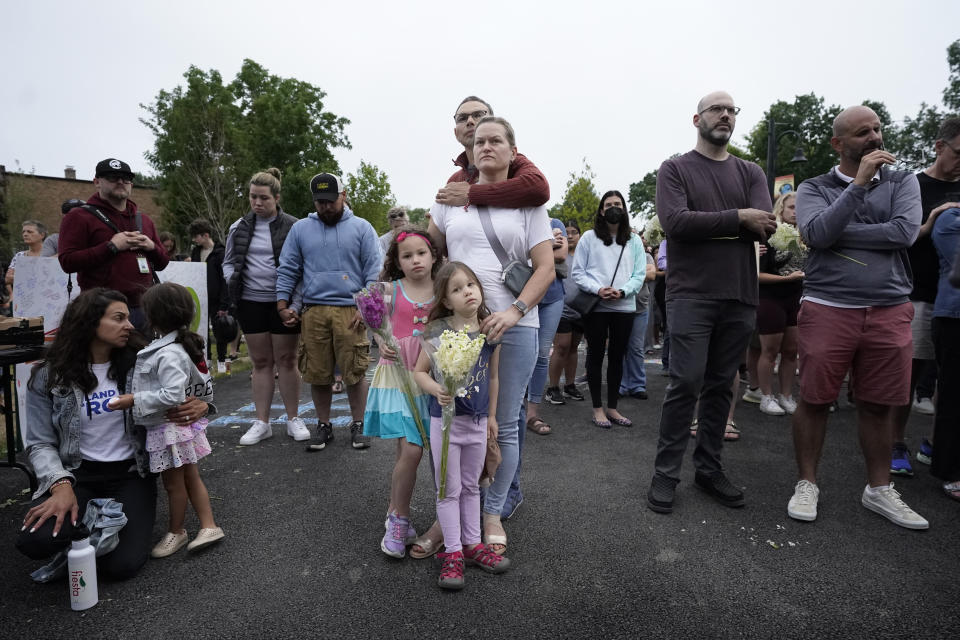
[318,208,343,225]
[699,122,732,146]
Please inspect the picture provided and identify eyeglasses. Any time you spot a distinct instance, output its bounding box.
[388,213,407,220]
[698,105,741,117]
[454,110,488,124]
[101,175,133,184]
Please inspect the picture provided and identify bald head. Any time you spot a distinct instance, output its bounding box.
[698,91,734,114]
[833,105,878,138]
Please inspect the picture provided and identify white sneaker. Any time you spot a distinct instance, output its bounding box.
[912,397,935,415]
[286,417,310,441]
[742,387,762,404]
[778,394,798,414]
[239,420,272,445]
[787,480,819,521]
[861,483,929,530]
[217,360,228,374]
[760,394,785,416]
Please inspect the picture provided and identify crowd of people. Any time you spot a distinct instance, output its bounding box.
[10,92,960,591]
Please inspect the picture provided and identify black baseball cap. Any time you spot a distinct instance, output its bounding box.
[310,173,344,202]
[95,158,134,180]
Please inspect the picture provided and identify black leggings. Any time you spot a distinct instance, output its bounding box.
[583,311,635,409]
[16,460,157,581]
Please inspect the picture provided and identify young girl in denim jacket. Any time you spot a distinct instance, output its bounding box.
[110,282,224,558]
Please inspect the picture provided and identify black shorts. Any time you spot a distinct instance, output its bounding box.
[556,317,584,334]
[235,300,300,335]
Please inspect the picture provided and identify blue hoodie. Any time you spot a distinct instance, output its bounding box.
[276,206,382,307]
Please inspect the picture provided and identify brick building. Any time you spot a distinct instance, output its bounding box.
[0,165,167,264]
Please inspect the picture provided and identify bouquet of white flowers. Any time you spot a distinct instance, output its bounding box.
[643,216,665,247]
[421,323,487,499]
[768,222,804,254]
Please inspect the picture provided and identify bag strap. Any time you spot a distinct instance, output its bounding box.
[81,204,161,284]
[477,206,512,267]
[81,205,121,234]
[608,241,627,287]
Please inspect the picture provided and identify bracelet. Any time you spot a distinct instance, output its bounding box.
[50,478,72,491]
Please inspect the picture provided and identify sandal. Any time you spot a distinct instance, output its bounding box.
[526,417,552,435]
[606,413,632,427]
[482,513,507,555]
[944,481,960,502]
[409,532,444,559]
[724,420,741,441]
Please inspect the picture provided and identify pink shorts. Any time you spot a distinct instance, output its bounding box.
[797,301,913,405]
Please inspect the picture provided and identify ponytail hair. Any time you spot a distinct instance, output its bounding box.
[141,282,206,366]
[250,167,282,197]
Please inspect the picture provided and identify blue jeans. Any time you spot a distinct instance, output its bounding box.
[484,325,537,517]
[620,310,649,394]
[509,297,564,498]
[526,297,564,404]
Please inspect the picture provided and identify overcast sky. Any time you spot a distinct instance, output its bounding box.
[3,0,958,219]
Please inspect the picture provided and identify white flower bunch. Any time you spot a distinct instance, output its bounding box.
[644,216,664,247]
[434,329,486,383]
[768,222,804,253]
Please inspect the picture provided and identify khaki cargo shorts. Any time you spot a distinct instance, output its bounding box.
[298,305,370,386]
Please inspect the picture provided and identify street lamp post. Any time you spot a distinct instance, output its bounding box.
[766,116,807,196]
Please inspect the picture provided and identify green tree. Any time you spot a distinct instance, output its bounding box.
[548,159,599,230]
[141,59,350,239]
[743,93,844,188]
[627,168,658,225]
[885,39,959,170]
[407,207,429,227]
[346,161,396,232]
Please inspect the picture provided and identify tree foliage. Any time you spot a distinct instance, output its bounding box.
[407,207,429,227]
[548,159,599,230]
[141,59,350,239]
[627,168,658,225]
[346,161,396,232]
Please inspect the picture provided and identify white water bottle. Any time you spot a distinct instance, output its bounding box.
[67,526,98,610]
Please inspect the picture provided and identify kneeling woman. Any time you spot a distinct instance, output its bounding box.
[16,288,209,580]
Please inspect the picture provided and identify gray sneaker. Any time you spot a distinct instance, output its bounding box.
[861,483,929,530]
[306,422,333,451]
[787,480,819,521]
[350,421,371,449]
[741,387,762,404]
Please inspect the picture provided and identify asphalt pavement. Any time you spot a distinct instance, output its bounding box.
[1,350,957,639]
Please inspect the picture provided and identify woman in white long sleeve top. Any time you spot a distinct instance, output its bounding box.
[570,190,646,428]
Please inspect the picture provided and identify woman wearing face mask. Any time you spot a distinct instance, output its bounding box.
[570,191,647,428]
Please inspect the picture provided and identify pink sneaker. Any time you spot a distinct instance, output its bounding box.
[380,512,409,559]
[437,551,465,590]
[463,543,511,574]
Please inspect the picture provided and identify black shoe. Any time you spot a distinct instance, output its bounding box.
[563,384,584,401]
[694,472,745,508]
[647,475,677,514]
[350,421,371,449]
[544,386,565,405]
[306,422,333,451]
[630,391,648,400]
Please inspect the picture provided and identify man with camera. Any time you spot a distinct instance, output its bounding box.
[58,158,168,331]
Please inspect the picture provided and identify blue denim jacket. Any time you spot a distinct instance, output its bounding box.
[24,365,148,500]
[131,331,213,425]
[932,207,960,319]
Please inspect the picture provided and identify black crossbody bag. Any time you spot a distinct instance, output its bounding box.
[81,205,162,284]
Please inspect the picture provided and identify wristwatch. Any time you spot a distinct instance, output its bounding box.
[511,300,528,316]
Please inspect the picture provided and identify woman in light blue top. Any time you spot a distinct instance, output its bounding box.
[570,190,646,428]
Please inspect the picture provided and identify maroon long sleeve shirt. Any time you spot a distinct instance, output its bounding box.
[448,152,550,208]
[655,150,772,306]
[58,194,169,307]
